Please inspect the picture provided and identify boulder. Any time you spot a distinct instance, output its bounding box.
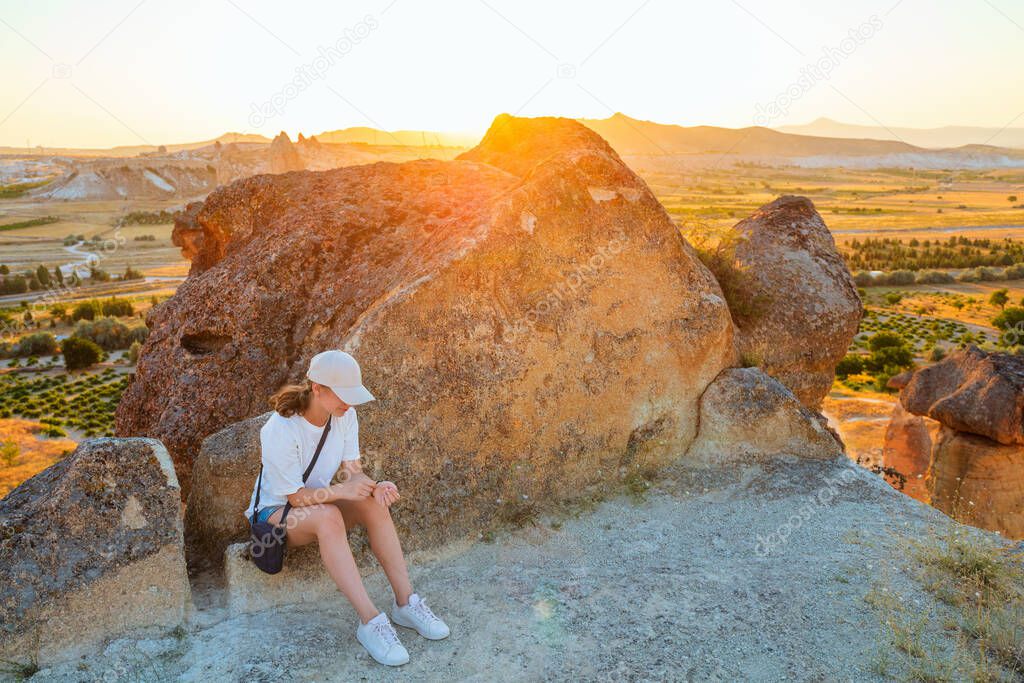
[0,438,190,665]
[116,115,738,552]
[184,411,272,561]
[929,426,1024,540]
[880,403,937,502]
[899,345,1024,445]
[224,542,338,615]
[729,196,862,408]
[686,367,844,464]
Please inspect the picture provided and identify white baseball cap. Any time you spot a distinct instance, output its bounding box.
[306,350,376,405]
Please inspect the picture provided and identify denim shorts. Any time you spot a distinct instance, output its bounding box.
[255,505,283,524]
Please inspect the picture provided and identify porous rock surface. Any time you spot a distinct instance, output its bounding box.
[928,426,1024,540]
[0,438,190,665]
[686,367,844,463]
[729,196,863,408]
[899,345,1024,445]
[881,402,937,502]
[184,411,272,561]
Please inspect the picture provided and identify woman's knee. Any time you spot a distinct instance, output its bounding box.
[290,503,346,534]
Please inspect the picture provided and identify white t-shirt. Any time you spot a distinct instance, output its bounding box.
[244,407,361,520]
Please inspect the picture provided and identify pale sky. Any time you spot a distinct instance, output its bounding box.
[1,0,1023,148]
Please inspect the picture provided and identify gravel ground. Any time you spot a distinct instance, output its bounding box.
[25,456,993,682]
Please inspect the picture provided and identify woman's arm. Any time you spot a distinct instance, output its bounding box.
[285,478,374,507]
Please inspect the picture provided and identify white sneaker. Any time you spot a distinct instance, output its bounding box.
[391,592,450,640]
[355,612,409,666]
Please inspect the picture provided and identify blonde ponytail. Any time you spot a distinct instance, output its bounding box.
[269,378,314,417]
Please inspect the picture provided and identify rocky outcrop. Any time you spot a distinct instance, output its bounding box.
[686,367,844,464]
[887,346,1024,539]
[899,345,1024,445]
[185,411,274,560]
[118,115,738,542]
[0,438,190,665]
[728,196,862,408]
[929,427,1024,539]
[268,131,304,174]
[880,403,937,502]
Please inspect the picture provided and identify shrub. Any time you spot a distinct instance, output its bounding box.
[127,340,142,364]
[915,270,954,284]
[993,307,1024,331]
[100,297,133,317]
[869,331,906,352]
[14,332,57,357]
[62,337,103,370]
[71,301,99,321]
[689,229,771,322]
[71,317,148,350]
[835,354,865,378]
[0,441,19,467]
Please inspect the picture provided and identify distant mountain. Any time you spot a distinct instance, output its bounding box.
[312,126,477,148]
[0,133,272,158]
[574,113,1024,168]
[577,113,920,156]
[777,117,1024,150]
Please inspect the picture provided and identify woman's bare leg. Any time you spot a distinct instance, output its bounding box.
[333,497,413,606]
[271,503,380,623]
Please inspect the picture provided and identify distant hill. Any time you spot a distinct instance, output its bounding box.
[777,117,1024,150]
[573,113,1024,168]
[576,113,919,157]
[312,126,477,148]
[0,133,272,158]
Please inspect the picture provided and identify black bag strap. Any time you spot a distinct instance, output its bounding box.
[251,415,332,526]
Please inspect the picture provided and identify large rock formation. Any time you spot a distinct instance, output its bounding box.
[686,367,844,464]
[899,345,1024,445]
[268,131,305,174]
[117,115,739,541]
[889,346,1024,539]
[929,427,1024,539]
[728,196,862,408]
[0,438,190,665]
[880,403,937,502]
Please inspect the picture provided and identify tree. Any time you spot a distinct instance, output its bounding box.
[868,331,906,352]
[53,265,64,286]
[1010,196,1018,203]
[989,289,1010,310]
[35,264,51,286]
[62,336,103,370]
[993,306,1024,331]
[15,332,57,357]
[0,441,19,467]
[71,300,98,321]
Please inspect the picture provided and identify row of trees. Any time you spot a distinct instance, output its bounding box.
[854,263,1024,287]
[0,263,143,294]
[842,236,1024,272]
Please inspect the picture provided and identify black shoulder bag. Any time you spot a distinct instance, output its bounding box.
[248,416,332,574]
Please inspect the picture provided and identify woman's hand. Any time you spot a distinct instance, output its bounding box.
[373,480,400,508]
[332,477,375,502]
